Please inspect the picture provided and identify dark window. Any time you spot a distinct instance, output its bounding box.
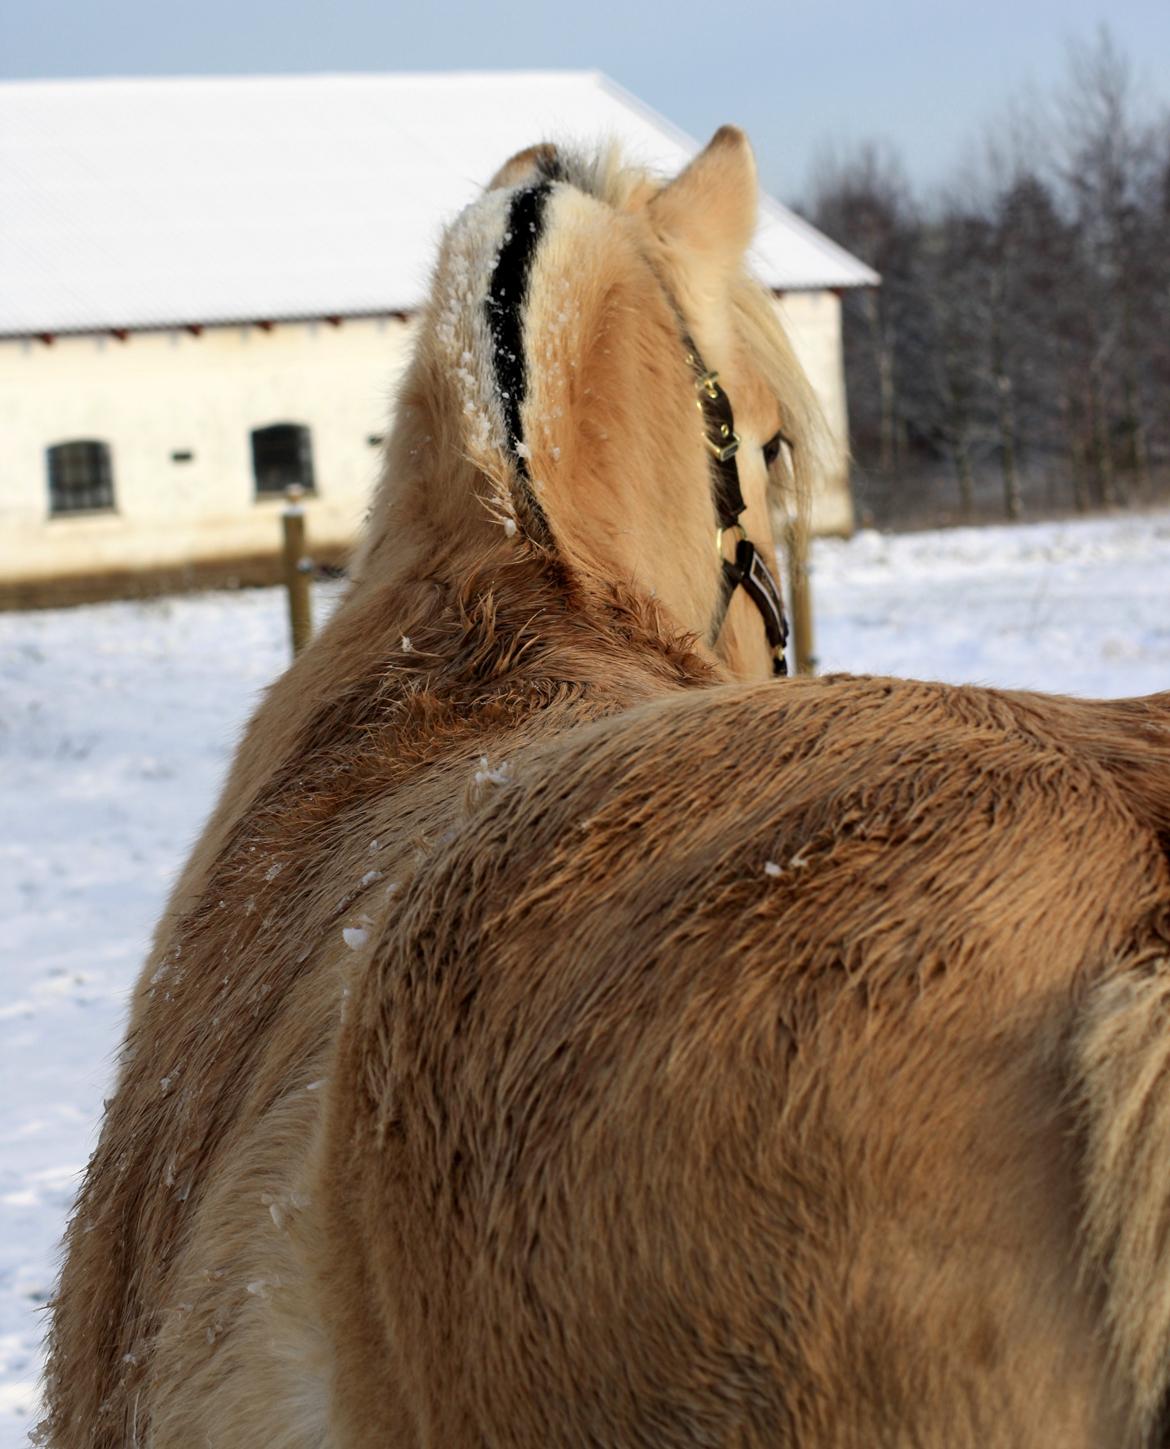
[251,423,315,497]
[47,440,116,515]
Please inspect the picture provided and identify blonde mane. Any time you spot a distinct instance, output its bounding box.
[354,134,822,685]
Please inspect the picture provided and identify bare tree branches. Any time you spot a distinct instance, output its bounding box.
[801,26,1170,527]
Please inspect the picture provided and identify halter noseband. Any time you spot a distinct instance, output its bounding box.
[684,337,790,677]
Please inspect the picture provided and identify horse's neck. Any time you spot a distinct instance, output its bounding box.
[161,545,700,945]
[214,544,709,857]
[336,546,708,731]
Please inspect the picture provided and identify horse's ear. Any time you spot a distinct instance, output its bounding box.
[487,143,560,191]
[649,125,758,266]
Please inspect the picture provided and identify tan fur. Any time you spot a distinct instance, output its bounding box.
[43,134,1170,1448]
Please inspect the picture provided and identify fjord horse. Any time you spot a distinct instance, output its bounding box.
[46,129,1170,1447]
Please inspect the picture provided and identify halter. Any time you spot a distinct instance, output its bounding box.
[684,337,791,677]
[484,180,790,676]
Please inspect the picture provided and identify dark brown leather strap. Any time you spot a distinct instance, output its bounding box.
[684,334,790,677]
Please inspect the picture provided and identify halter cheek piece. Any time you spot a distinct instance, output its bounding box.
[684,336,791,678]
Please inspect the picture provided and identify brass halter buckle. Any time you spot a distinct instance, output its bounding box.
[693,370,741,463]
[704,428,741,465]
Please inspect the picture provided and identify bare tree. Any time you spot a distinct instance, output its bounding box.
[797,27,1169,529]
[805,144,919,477]
[1057,26,1161,503]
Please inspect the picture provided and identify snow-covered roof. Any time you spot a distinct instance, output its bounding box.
[0,72,878,338]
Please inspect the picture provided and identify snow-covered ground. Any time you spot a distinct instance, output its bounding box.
[1,509,1168,1443]
[813,510,1170,697]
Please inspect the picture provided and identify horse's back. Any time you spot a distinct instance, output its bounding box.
[321,676,1170,1445]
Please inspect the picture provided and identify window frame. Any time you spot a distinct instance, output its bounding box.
[46,439,117,518]
[250,422,316,500]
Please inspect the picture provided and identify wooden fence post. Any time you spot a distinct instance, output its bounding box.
[282,484,312,657]
[784,515,816,676]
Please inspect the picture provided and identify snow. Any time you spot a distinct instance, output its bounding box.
[472,755,512,788]
[812,512,1170,696]
[1,508,1168,1443]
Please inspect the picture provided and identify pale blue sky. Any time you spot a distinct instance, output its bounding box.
[3,0,1168,197]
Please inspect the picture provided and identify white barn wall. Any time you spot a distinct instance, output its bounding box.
[0,317,413,588]
[776,290,854,537]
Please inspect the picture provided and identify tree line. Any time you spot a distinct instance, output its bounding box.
[801,29,1170,528]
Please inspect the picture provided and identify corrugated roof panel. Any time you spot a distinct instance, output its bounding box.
[0,72,877,337]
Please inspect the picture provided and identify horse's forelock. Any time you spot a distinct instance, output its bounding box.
[730,278,829,526]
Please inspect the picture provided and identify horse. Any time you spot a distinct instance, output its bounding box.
[43,127,1170,1448]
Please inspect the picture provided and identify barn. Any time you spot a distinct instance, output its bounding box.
[0,72,877,606]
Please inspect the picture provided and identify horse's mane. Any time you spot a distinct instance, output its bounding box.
[356,138,826,583]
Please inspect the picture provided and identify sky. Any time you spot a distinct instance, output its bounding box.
[2,0,1169,200]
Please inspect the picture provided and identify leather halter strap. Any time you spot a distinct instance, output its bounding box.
[683,336,790,678]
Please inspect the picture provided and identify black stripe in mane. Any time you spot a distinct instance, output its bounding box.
[486,181,554,543]
[534,152,566,184]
